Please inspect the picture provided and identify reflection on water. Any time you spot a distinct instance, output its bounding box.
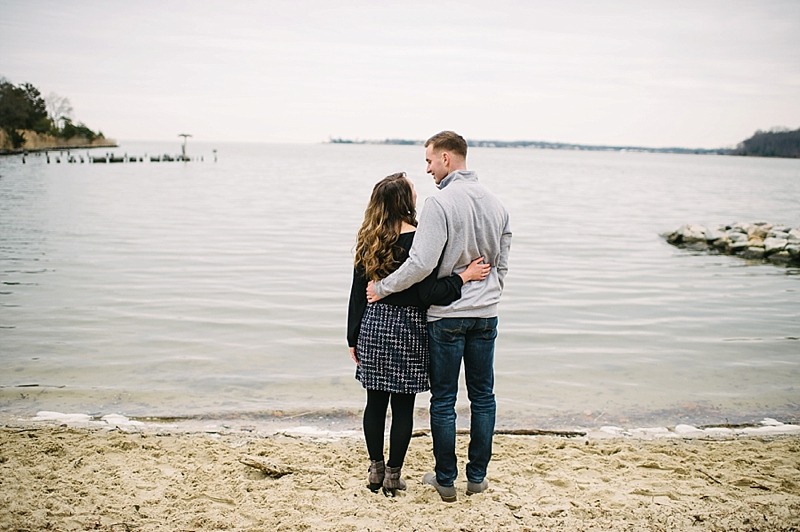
[1,143,798,430]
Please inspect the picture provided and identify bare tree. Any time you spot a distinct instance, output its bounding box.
[45,92,73,131]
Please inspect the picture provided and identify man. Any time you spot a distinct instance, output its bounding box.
[367,130,511,502]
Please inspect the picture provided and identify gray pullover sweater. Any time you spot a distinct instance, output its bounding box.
[372,170,511,320]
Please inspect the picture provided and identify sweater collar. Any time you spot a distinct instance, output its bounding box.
[437,169,478,190]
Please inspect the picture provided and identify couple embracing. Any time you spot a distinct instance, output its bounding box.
[347,131,512,502]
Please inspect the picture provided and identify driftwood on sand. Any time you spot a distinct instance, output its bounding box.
[238,455,295,478]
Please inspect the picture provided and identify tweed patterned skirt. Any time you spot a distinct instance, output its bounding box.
[355,302,430,394]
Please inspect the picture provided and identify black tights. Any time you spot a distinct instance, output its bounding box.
[363,390,416,468]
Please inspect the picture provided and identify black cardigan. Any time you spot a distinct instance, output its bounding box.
[347,231,464,347]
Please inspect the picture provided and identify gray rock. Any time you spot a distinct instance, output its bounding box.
[768,231,790,240]
[705,229,725,242]
[681,224,707,243]
[741,247,765,260]
[767,251,792,264]
[729,241,750,253]
[685,241,709,251]
[731,222,752,233]
[748,224,772,239]
[763,237,788,254]
[728,232,749,243]
[712,238,730,250]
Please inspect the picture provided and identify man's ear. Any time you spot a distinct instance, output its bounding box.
[441,151,450,168]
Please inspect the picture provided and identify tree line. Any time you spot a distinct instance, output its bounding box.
[0,78,106,150]
[733,128,800,158]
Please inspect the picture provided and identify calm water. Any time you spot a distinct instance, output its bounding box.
[1,142,798,431]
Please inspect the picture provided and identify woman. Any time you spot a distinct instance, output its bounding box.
[347,172,490,496]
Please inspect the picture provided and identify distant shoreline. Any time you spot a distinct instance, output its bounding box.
[328,137,734,155]
[328,131,800,158]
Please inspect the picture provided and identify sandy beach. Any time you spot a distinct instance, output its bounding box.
[1,418,799,531]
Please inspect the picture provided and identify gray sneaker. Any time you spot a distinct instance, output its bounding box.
[466,479,489,495]
[422,472,457,503]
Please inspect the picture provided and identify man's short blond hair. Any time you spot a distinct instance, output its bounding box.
[425,131,467,159]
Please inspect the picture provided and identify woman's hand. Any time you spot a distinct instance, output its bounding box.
[349,347,360,366]
[366,280,382,303]
[459,256,491,283]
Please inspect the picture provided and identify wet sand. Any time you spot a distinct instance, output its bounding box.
[1,418,799,531]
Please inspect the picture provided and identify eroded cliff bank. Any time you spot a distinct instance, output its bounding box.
[0,129,116,154]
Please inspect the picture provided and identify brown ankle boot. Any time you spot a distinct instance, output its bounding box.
[367,460,385,492]
[382,465,407,496]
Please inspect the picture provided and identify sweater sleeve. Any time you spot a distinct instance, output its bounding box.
[417,269,464,308]
[347,267,368,347]
[497,214,512,289]
[372,199,448,298]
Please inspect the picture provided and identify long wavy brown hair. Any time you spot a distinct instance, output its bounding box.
[354,172,417,281]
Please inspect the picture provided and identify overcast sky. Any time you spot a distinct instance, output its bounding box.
[2,0,799,148]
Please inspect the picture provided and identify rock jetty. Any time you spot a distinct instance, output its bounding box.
[664,222,800,267]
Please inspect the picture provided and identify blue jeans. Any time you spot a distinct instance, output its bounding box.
[428,317,497,487]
